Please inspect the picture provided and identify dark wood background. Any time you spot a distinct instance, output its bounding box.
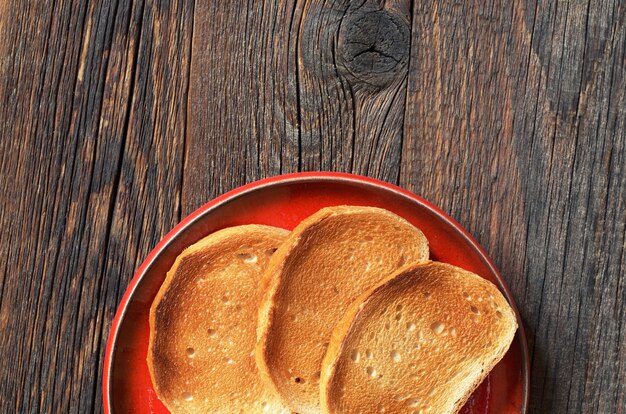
[0,0,624,412]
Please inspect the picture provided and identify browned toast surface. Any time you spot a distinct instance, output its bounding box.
[148,225,290,413]
[320,261,517,414]
[256,206,429,413]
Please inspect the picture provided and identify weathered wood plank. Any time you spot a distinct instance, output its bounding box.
[402,1,626,412]
[0,0,193,411]
[185,0,415,213]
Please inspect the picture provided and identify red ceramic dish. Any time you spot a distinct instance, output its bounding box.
[103,172,529,413]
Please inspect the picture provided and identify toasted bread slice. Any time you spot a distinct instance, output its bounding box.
[148,225,290,414]
[320,261,518,414]
[256,206,429,413]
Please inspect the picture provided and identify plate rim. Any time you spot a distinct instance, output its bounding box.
[103,171,530,413]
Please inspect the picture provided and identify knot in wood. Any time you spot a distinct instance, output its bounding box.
[338,8,410,89]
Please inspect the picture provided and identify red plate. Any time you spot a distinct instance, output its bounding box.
[103,172,529,413]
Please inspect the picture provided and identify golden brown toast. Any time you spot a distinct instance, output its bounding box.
[256,206,429,413]
[148,225,290,413]
[320,261,517,414]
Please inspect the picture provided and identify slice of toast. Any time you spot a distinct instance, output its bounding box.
[256,206,429,413]
[148,225,290,414]
[320,261,518,414]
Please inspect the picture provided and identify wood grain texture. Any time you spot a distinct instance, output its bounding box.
[0,0,193,411]
[0,0,624,412]
[401,1,626,412]
[185,0,414,211]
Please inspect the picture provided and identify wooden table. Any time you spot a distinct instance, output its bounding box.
[1,1,624,412]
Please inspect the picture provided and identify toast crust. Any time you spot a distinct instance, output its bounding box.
[256,206,429,414]
[320,261,518,414]
[147,225,290,414]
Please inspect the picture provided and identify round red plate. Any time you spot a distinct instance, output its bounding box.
[103,172,529,413]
